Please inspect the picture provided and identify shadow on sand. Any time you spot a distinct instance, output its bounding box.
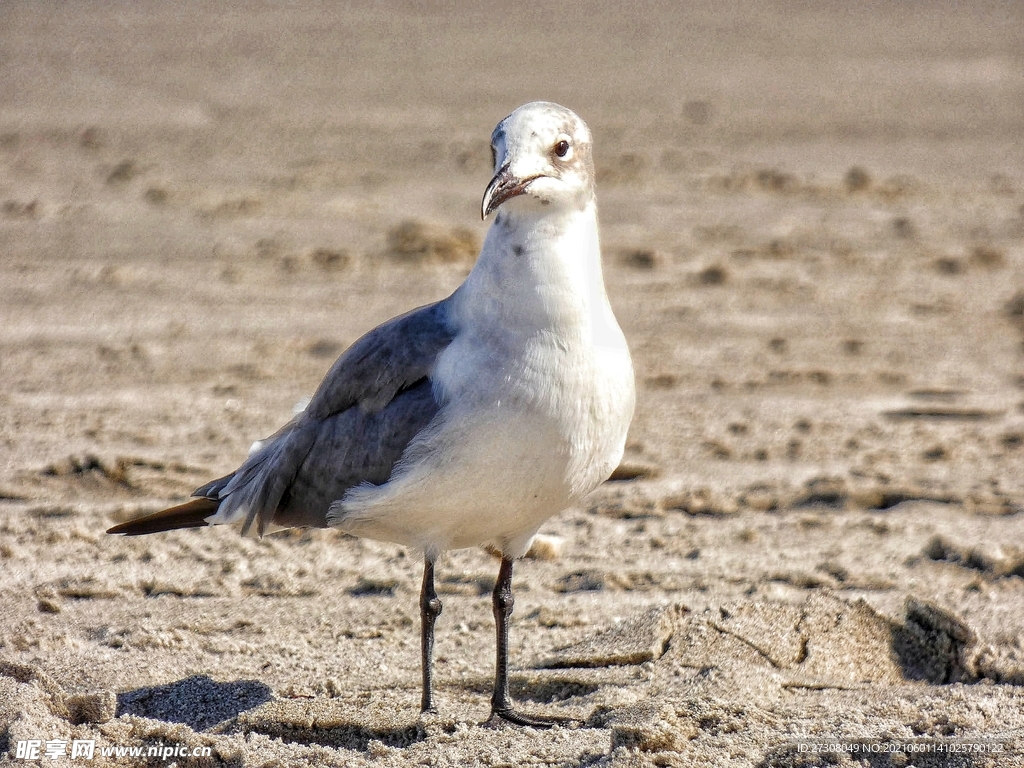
[117,675,274,731]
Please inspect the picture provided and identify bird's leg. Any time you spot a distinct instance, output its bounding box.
[488,557,575,728]
[490,557,516,716]
[420,555,442,713]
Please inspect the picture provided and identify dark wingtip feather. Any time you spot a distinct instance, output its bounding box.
[106,497,219,536]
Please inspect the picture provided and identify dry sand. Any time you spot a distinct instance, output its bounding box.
[3,2,1024,765]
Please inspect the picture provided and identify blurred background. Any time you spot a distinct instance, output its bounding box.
[3,0,1023,504]
[3,2,1024,761]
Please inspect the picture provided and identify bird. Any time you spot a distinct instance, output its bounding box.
[107,101,635,727]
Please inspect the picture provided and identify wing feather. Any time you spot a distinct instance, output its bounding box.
[119,299,457,537]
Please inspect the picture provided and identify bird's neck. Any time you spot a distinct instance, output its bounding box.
[457,201,623,348]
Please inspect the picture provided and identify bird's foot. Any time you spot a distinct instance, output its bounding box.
[486,707,580,729]
[417,705,448,736]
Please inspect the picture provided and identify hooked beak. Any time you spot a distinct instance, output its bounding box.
[481,163,538,220]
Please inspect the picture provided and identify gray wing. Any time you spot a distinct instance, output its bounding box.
[194,299,456,536]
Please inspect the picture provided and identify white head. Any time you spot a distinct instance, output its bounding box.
[481,102,595,220]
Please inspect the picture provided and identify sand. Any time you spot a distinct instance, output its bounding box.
[3,1,1024,765]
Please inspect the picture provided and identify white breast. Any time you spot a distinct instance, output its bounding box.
[334,203,635,558]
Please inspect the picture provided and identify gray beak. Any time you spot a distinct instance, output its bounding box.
[481,163,536,220]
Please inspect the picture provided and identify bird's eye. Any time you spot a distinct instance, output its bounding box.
[554,139,571,159]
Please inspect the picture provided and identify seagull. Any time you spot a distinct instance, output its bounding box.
[107,101,635,727]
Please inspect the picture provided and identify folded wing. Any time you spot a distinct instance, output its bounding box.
[108,299,457,537]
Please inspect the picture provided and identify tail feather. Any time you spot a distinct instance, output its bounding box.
[106,497,220,536]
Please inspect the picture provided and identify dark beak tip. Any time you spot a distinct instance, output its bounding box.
[481,196,502,220]
[481,169,506,221]
[482,165,532,222]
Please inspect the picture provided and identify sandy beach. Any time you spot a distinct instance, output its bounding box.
[3,2,1024,765]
